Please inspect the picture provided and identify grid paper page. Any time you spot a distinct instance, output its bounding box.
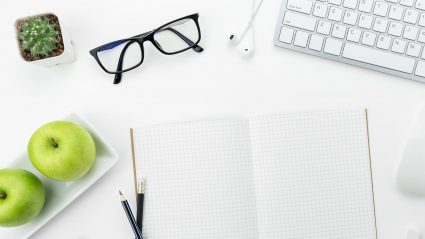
[132,120,258,239]
[249,109,376,239]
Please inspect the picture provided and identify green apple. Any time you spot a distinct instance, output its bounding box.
[0,169,46,227]
[28,121,96,181]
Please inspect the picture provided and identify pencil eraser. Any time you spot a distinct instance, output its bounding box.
[406,230,421,239]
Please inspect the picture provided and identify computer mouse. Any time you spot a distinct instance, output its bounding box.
[397,138,425,196]
[396,108,425,196]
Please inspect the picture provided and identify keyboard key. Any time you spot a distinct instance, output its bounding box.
[374,2,389,16]
[343,0,358,9]
[404,9,419,24]
[359,0,374,13]
[362,32,377,46]
[279,27,295,43]
[328,7,343,21]
[313,3,328,18]
[287,0,313,14]
[406,42,422,57]
[392,39,407,53]
[418,29,425,42]
[376,35,392,49]
[403,25,419,40]
[294,31,310,47]
[416,61,425,76]
[283,12,317,31]
[317,20,332,34]
[389,5,404,20]
[332,24,347,38]
[347,28,362,42]
[416,0,425,10]
[329,0,342,5]
[343,11,359,25]
[400,0,415,7]
[309,35,324,51]
[373,18,388,32]
[419,13,425,26]
[342,43,416,73]
[358,14,374,29]
[388,22,403,36]
[386,0,398,3]
[324,38,343,55]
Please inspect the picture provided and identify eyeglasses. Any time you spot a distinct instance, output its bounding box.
[89,13,203,84]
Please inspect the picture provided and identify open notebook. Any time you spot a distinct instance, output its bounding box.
[130,109,377,239]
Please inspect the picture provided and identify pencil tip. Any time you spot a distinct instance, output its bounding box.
[119,190,126,201]
[138,178,145,194]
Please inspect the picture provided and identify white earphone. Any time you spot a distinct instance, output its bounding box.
[229,0,264,57]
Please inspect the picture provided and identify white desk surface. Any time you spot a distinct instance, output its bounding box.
[2,0,425,238]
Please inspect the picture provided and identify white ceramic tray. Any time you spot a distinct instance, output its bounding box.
[0,113,119,239]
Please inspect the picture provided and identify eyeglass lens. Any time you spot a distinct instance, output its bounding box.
[97,40,143,72]
[153,18,200,54]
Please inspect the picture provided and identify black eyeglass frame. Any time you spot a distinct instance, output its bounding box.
[89,13,202,78]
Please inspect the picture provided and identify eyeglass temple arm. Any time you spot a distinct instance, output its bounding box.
[134,31,153,38]
[97,31,152,53]
[162,27,203,52]
[113,41,135,84]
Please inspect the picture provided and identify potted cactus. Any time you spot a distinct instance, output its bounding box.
[15,13,75,66]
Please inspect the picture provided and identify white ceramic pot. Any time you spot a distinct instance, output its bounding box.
[15,13,76,67]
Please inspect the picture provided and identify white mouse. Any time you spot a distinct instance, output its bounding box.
[397,108,425,196]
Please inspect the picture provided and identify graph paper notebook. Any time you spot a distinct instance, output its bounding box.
[130,109,377,239]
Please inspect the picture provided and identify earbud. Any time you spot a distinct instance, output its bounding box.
[229,34,239,44]
[240,48,254,57]
[237,27,255,58]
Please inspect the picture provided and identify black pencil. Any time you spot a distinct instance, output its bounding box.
[119,190,143,239]
[136,178,145,233]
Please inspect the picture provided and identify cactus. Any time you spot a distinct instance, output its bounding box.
[18,17,60,57]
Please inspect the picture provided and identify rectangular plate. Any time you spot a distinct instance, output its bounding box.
[0,113,119,239]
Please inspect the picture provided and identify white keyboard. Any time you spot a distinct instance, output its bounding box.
[274,0,425,83]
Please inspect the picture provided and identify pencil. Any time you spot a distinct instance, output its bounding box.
[136,178,145,233]
[119,190,143,239]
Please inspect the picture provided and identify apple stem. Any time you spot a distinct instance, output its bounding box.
[50,137,58,148]
[0,192,6,199]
